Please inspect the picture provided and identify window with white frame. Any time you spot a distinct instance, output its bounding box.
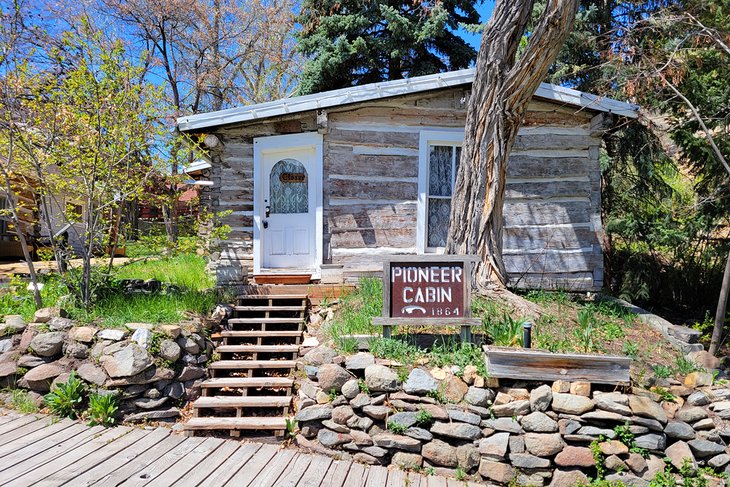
[417,130,464,253]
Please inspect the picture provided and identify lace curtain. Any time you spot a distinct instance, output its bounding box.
[427,145,460,247]
[269,159,308,214]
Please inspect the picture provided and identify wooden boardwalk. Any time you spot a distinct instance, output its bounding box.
[0,411,487,487]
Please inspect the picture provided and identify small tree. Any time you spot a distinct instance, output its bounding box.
[8,21,169,308]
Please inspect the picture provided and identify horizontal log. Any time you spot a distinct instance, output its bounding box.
[328,228,416,248]
[484,346,631,384]
[507,155,591,178]
[325,148,419,178]
[329,105,465,127]
[503,201,594,226]
[508,273,597,292]
[503,226,598,251]
[325,203,417,231]
[327,128,419,148]
[514,134,596,151]
[505,180,593,199]
[504,249,600,274]
[326,178,417,200]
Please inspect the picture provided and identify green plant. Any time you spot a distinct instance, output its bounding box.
[429,340,487,378]
[325,277,382,344]
[44,371,86,419]
[358,379,369,394]
[396,366,410,384]
[15,367,28,377]
[387,420,407,434]
[574,309,598,353]
[674,356,705,375]
[601,321,626,341]
[426,386,448,404]
[589,439,607,480]
[369,337,424,364]
[327,388,338,402]
[613,422,649,458]
[285,418,298,439]
[415,408,433,426]
[482,313,524,347]
[652,364,673,379]
[623,341,640,359]
[651,387,677,403]
[454,467,467,481]
[337,337,359,354]
[4,388,39,413]
[86,392,118,426]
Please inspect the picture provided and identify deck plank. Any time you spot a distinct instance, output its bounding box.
[196,442,262,487]
[145,437,226,487]
[4,426,133,486]
[246,447,297,487]
[344,462,369,486]
[407,472,423,487]
[174,440,241,486]
[0,424,105,481]
[385,469,407,487]
[426,476,448,487]
[363,465,389,487]
[115,436,206,487]
[0,422,90,468]
[294,453,333,487]
[0,414,42,436]
[223,443,280,487]
[319,459,352,487]
[35,428,149,486]
[0,415,62,446]
[71,427,173,487]
[270,453,312,487]
[0,418,75,458]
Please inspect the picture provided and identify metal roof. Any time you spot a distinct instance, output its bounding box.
[177,68,639,132]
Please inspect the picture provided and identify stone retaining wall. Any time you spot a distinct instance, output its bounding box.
[0,307,215,423]
[296,348,730,486]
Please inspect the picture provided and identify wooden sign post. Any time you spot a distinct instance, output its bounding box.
[374,255,481,341]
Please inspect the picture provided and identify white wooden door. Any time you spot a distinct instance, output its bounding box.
[261,147,317,270]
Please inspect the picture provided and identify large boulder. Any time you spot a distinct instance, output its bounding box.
[302,346,337,366]
[403,368,438,395]
[29,332,66,357]
[629,395,667,424]
[317,364,353,393]
[422,440,457,467]
[76,363,108,386]
[521,411,558,432]
[33,307,66,323]
[551,393,594,415]
[430,421,481,440]
[665,441,696,471]
[68,326,97,343]
[23,362,64,392]
[344,353,375,371]
[525,433,565,457]
[530,384,553,412]
[100,343,152,378]
[364,364,400,392]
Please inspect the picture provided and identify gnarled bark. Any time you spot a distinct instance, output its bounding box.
[446,0,580,294]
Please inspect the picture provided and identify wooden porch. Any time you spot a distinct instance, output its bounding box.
[0,410,487,486]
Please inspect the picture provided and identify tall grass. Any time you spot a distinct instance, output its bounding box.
[115,254,215,291]
[325,277,382,345]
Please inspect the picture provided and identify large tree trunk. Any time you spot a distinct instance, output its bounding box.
[446,0,580,293]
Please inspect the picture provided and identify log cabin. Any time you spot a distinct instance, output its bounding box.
[176,69,639,291]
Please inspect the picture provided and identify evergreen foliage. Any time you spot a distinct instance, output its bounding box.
[296,0,481,94]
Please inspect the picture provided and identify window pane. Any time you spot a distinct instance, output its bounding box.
[427,198,451,247]
[269,158,308,214]
[429,145,453,197]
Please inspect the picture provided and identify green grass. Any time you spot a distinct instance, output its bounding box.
[0,254,220,328]
[325,277,382,347]
[2,388,40,414]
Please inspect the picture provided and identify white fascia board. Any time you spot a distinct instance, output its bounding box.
[177,69,638,132]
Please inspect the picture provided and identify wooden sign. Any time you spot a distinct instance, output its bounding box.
[382,255,476,319]
[279,172,306,183]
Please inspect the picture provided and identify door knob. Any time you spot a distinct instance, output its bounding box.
[262,220,268,229]
[265,205,271,218]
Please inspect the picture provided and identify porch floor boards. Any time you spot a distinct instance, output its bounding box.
[0,410,487,486]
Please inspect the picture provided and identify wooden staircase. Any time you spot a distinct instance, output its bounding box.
[184,293,307,437]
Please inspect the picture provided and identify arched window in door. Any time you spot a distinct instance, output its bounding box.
[269,159,308,214]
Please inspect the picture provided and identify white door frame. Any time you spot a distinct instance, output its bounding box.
[253,132,323,278]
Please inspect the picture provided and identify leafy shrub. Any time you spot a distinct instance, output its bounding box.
[675,356,705,375]
[652,364,673,378]
[482,313,524,347]
[44,371,86,419]
[415,408,433,426]
[86,392,118,426]
[387,420,407,434]
[574,309,597,353]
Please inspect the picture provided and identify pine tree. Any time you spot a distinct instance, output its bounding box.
[296,0,481,95]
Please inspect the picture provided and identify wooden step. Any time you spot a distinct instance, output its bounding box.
[208,360,297,370]
[201,377,294,389]
[184,417,288,431]
[216,345,300,353]
[217,330,303,338]
[194,396,292,409]
[236,294,307,300]
[233,305,305,312]
[228,317,304,324]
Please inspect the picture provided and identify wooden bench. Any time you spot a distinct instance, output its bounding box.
[372,317,482,341]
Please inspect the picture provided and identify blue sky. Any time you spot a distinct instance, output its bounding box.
[459,1,496,50]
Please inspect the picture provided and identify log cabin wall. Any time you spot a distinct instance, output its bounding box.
[204,86,606,291]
